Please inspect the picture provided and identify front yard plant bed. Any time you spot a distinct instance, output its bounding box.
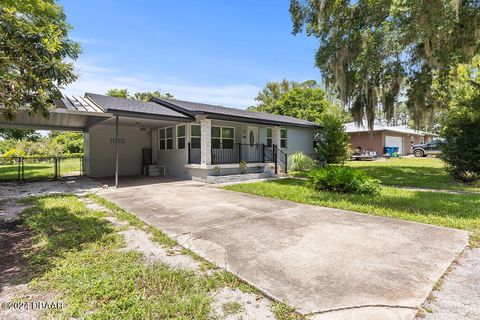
[224,179,480,246]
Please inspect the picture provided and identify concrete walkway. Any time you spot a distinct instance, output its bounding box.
[101,179,468,319]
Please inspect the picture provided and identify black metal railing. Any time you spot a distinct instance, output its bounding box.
[211,143,265,164]
[0,156,84,182]
[185,142,288,174]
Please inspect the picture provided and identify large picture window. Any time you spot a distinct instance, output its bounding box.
[190,124,201,149]
[159,127,173,150]
[212,126,234,149]
[280,128,287,149]
[177,125,185,149]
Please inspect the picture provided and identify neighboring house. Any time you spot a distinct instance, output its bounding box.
[0,93,320,182]
[345,121,438,156]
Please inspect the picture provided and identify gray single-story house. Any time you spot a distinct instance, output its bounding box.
[1,93,320,184]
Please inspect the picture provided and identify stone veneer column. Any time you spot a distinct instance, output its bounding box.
[200,117,212,166]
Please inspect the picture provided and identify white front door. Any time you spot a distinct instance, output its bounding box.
[244,126,259,162]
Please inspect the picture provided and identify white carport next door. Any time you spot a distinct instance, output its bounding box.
[385,136,404,155]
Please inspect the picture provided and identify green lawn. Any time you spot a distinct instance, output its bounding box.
[224,179,480,246]
[13,195,301,319]
[0,158,82,181]
[291,157,480,192]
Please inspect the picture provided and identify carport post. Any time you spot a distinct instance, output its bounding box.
[115,116,119,188]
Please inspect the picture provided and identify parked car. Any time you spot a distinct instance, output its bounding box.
[411,139,444,157]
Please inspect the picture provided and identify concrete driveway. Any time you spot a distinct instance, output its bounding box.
[101,178,468,319]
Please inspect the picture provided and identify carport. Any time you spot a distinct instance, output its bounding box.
[0,95,191,187]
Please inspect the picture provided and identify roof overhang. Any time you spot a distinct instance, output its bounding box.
[200,112,321,128]
[0,108,112,131]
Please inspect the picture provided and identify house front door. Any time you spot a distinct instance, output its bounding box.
[244,126,260,162]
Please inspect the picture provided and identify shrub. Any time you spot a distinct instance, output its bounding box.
[316,112,349,164]
[307,165,380,195]
[440,95,480,183]
[288,152,315,171]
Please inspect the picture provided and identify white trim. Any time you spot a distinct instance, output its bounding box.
[280,128,287,149]
[176,124,186,149]
[190,124,201,150]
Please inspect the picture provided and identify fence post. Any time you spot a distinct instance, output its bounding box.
[16,157,20,181]
[238,143,242,162]
[21,157,24,181]
[273,144,278,175]
[284,153,288,174]
[54,157,58,179]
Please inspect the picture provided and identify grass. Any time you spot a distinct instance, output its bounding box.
[0,158,82,181]
[221,301,243,316]
[224,179,480,246]
[290,157,480,192]
[17,194,301,319]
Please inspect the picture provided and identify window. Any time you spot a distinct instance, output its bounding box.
[191,124,201,149]
[166,127,173,149]
[280,128,287,149]
[159,127,173,150]
[177,125,185,149]
[212,126,234,149]
[266,128,272,147]
[159,128,166,150]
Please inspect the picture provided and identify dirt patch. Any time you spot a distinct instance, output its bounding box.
[0,223,45,320]
[0,177,102,200]
[0,225,34,288]
[210,287,275,320]
[0,201,31,222]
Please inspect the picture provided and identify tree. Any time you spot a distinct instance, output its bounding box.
[1,0,81,120]
[134,91,174,101]
[106,89,175,101]
[0,129,40,141]
[50,131,83,154]
[106,88,129,98]
[438,56,480,182]
[248,80,329,123]
[290,0,480,129]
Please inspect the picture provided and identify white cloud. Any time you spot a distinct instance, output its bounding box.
[63,59,261,109]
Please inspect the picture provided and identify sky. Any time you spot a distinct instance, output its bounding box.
[61,0,321,109]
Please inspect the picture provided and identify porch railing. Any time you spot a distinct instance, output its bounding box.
[211,143,265,164]
[186,142,287,174]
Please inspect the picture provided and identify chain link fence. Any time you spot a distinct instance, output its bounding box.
[0,156,84,182]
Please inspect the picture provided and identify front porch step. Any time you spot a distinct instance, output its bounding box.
[205,172,275,184]
[264,162,286,174]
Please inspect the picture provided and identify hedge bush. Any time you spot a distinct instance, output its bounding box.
[307,165,380,195]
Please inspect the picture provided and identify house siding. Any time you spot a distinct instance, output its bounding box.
[86,123,151,177]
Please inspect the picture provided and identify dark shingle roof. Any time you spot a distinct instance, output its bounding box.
[153,98,319,127]
[85,93,190,119]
